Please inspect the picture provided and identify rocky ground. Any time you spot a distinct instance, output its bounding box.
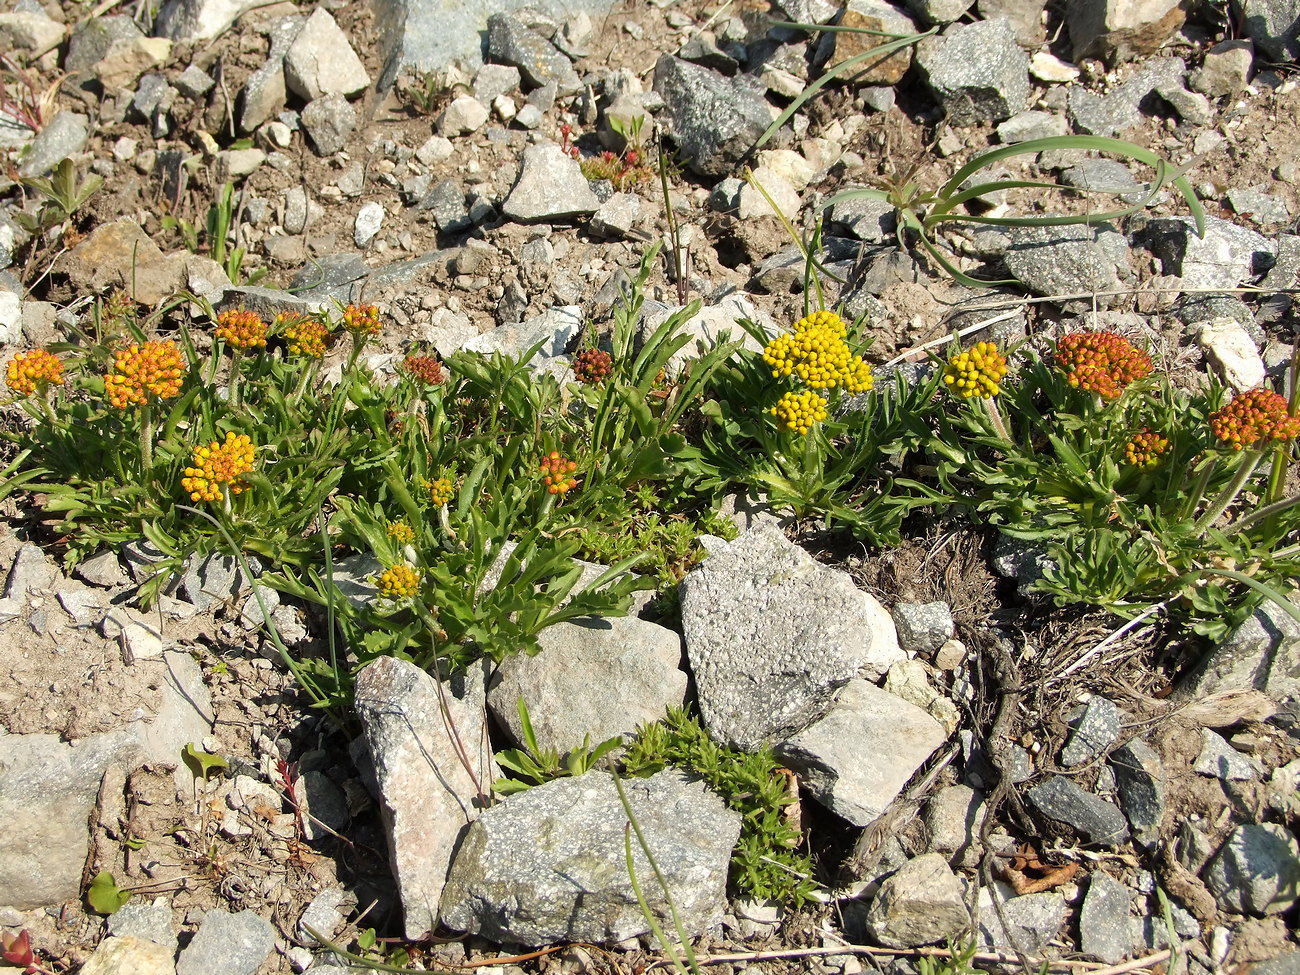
[1,0,1300,972]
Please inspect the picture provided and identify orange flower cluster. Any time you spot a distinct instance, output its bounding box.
[214,308,267,350]
[1054,331,1152,400]
[1124,428,1169,469]
[539,451,578,494]
[279,314,330,359]
[105,340,186,408]
[343,304,382,337]
[181,432,256,502]
[402,354,445,385]
[943,342,1008,399]
[1209,388,1300,450]
[573,348,613,385]
[6,349,64,395]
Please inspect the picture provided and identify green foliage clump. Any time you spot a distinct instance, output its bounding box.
[622,707,817,906]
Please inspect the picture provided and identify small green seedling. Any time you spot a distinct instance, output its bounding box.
[86,871,131,915]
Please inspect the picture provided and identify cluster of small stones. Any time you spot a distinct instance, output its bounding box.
[1,0,1299,971]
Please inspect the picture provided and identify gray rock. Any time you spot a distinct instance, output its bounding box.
[1181,600,1300,701]
[0,730,140,908]
[74,550,129,589]
[773,0,840,23]
[296,771,350,840]
[1068,56,1186,136]
[437,96,490,136]
[180,552,260,613]
[1080,872,1134,964]
[1061,158,1145,199]
[680,524,896,751]
[108,901,178,952]
[175,64,216,98]
[1066,0,1187,63]
[175,909,275,975]
[1190,39,1253,97]
[1061,696,1121,767]
[904,0,976,24]
[1227,187,1290,229]
[284,8,369,101]
[129,74,172,126]
[977,890,1066,954]
[828,192,896,242]
[71,937,174,975]
[17,111,89,178]
[354,201,384,247]
[1110,739,1164,850]
[441,770,740,946]
[502,143,599,223]
[354,656,495,940]
[925,785,982,866]
[1202,824,1300,916]
[474,63,522,102]
[300,94,357,156]
[1238,0,1300,61]
[590,192,643,239]
[488,615,688,754]
[0,11,64,57]
[892,602,954,655]
[486,13,579,92]
[1004,223,1128,298]
[865,853,970,948]
[238,15,302,133]
[5,542,57,600]
[1194,729,1258,781]
[638,294,774,378]
[1156,81,1212,125]
[297,887,359,946]
[153,0,264,42]
[821,0,918,87]
[996,110,1068,143]
[977,0,1046,46]
[461,304,581,361]
[678,31,739,74]
[653,55,772,177]
[917,18,1030,126]
[775,680,947,827]
[1253,952,1300,975]
[65,15,143,74]
[1027,776,1130,845]
[1144,215,1273,291]
[420,179,471,232]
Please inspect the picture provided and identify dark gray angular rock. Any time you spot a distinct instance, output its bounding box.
[175,909,275,975]
[773,0,840,23]
[355,656,496,940]
[421,179,472,232]
[65,15,143,74]
[474,63,522,102]
[653,55,773,177]
[129,74,172,124]
[1143,215,1274,290]
[153,0,264,42]
[175,64,216,98]
[828,192,896,242]
[865,852,970,948]
[5,542,57,600]
[488,615,688,754]
[441,771,740,946]
[237,16,302,133]
[1227,187,1291,229]
[300,94,357,156]
[1080,872,1134,964]
[1252,951,1300,975]
[1190,38,1254,97]
[1181,600,1300,701]
[996,110,1068,143]
[1202,823,1300,916]
[1110,739,1164,849]
[991,533,1056,590]
[1238,0,1300,61]
[1061,696,1121,767]
[17,111,89,178]
[1068,56,1186,136]
[1194,729,1258,781]
[977,891,1065,954]
[678,31,739,74]
[107,901,178,952]
[917,18,1030,126]
[1062,158,1145,200]
[681,524,897,751]
[1027,776,1130,845]
[486,13,580,92]
[1003,223,1128,298]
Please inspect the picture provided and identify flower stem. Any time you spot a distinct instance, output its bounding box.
[139,403,154,474]
[1195,449,1264,533]
[228,349,243,410]
[984,397,1012,446]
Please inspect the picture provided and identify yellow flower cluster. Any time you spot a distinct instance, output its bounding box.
[425,476,454,507]
[181,432,256,502]
[943,342,1008,399]
[378,563,420,599]
[215,308,267,350]
[1124,428,1169,469]
[105,340,186,409]
[343,304,382,337]
[387,519,416,544]
[763,310,873,394]
[6,349,64,395]
[771,389,829,434]
[279,313,330,359]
